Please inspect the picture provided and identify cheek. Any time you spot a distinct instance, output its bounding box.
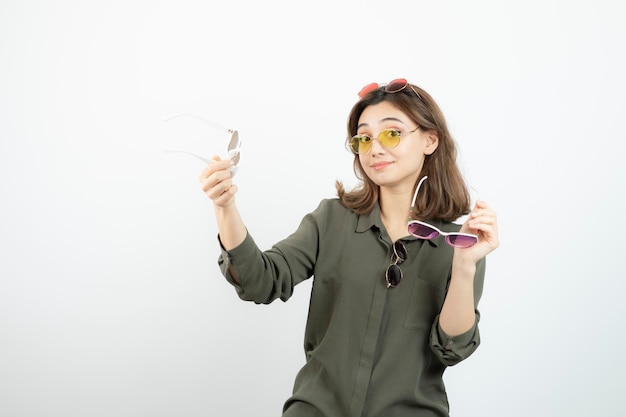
[357,154,375,177]
[394,148,425,171]
[401,141,427,162]
[409,155,426,172]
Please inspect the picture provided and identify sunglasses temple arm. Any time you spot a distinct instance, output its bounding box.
[470,186,481,208]
[410,176,429,210]
[163,113,233,133]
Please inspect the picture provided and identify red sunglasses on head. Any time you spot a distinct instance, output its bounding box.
[358,78,423,100]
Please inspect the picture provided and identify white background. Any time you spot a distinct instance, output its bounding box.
[1,1,625,416]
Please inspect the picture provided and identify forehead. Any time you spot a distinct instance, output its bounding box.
[358,101,409,126]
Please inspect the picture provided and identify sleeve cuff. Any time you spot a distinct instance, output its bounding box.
[216,231,256,289]
[430,315,481,366]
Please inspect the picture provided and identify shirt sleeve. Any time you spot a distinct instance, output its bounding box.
[429,256,486,366]
[216,202,324,304]
[429,313,481,366]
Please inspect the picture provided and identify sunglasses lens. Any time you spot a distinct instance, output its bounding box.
[348,137,359,154]
[227,131,240,165]
[379,129,402,148]
[393,241,408,263]
[358,82,380,98]
[408,222,439,239]
[385,78,409,93]
[349,135,371,154]
[446,234,478,248]
[386,264,402,287]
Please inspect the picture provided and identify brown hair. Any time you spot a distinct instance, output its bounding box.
[336,83,471,223]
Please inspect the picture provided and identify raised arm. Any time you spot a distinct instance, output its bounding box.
[199,156,247,280]
[439,200,499,336]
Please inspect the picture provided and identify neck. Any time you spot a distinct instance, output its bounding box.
[379,187,412,241]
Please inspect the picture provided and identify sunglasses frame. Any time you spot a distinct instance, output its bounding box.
[163,113,241,175]
[408,220,478,248]
[348,126,420,155]
[385,240,408,288]
[358,78,423,100]
[407,176,479,248]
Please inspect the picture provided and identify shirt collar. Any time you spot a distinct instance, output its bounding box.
[355,203,383,234]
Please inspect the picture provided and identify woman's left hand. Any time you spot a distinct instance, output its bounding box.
[457,200,499,263]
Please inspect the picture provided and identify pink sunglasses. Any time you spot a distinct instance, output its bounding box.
[408,176,478,248]
[358,78,423,100]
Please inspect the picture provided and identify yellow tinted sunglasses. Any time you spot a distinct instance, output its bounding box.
[348,127,419,154]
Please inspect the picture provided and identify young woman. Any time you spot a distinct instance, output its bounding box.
[199,78,499,416]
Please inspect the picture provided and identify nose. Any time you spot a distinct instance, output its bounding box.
[369,135,386,154]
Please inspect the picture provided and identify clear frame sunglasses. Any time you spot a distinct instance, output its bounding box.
[407,176,479,248]
[163,113,241,176]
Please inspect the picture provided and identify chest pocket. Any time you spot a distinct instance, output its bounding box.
[403,276,447,331]
[402,241,452,331]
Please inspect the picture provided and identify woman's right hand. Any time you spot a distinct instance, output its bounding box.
[199,155,246,269]
[199,156,238,209]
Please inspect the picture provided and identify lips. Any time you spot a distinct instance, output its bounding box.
[371,161,394,170]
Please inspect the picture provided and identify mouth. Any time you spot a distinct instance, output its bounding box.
[371,161,394,171]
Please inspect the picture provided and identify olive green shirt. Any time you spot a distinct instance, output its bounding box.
[218,199,486,417]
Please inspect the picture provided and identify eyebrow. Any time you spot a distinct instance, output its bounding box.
[357,116,408,130]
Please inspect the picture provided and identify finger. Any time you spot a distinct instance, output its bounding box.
[199,155,234,175]
[201,174,233,198]
[470,211,496,224]
[466,207,498,237]
[469,216,497,234]
[218,178,233,195]
[474,200,491,210]
[213,184,238,207]
[472,217,499,245]
[200,167,230,188]
[469,202,496,222]
[199,164,235,188]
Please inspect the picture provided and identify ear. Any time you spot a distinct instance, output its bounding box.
[424,130,439,155]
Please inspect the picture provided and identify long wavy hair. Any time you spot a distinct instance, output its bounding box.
[336,82,471,223]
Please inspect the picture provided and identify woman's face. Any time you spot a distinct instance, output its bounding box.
[356,101,438,190]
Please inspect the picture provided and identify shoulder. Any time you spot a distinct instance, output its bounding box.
[312,198,353,215]
[308,198,357,226]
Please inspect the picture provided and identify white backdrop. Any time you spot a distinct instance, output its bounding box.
[1,1,625,416]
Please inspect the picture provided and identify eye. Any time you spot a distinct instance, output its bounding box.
[355,134,372,143]
[380,129,402,139]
